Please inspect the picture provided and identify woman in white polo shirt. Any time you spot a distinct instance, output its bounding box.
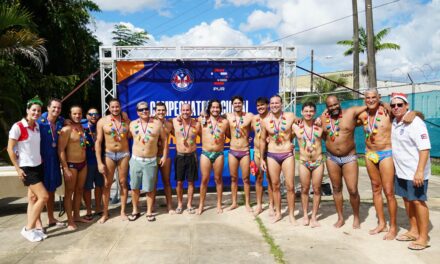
[7,97,49,242]
[391,92,431,250]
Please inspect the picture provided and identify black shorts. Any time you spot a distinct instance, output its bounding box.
[21,165,44,186]
[174,152,198,182]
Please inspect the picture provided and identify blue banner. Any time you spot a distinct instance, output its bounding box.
[117,61,279,189]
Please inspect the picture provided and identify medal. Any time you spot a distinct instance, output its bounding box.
[52,142,57,148]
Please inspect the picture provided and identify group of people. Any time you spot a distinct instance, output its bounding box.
[7,90,431,251]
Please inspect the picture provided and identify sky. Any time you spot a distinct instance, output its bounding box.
[90,0,440,83]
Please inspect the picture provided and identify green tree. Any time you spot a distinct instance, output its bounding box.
[112,23,149,46]
[301,75,353,104]
[1,0,101,162]
[337,27,400,56]
[0,3,48,71]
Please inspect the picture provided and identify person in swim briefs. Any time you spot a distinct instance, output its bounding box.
[358,89,398,240]
[292,102,324,227]
[58,106,92,230]
[95,98,131,223]
[320,95,369,229]
[260,95,297,224]
[197,99,229,215]
[225,95,254,212]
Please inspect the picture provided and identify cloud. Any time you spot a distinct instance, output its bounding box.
[92,0,167,13]
[215,0,265,8]
[240,10,280,32]
[375,0,440,81]
[158,18,253,46]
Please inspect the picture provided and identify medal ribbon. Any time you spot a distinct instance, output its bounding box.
[367,110,379,134]
[271,112,283,134]
[210,116,220,137]
[181,119,192,140]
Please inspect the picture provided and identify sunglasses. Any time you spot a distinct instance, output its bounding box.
[390,103,404,108]
[88,113,100,117]
[137,108,149,112]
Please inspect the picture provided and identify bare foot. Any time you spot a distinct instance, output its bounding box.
[120,214,129,221]
[383,228,397,240]
[268,207,275,217]
[253,207,263,217]
[310,218,320,228]
[302,216,310,226]
[353,216,361,229]
[369,224,388,235]
[226,204,238,211]
[98,215,109,224]
[168,209,176,215]
[67,223,77,231]
[271,214,282,224]
[196,208,204,215]
[245,205,254,213]
[289,215,298,226]
[217,206,223,214]
[333,218,345,228]
[74,217,93,223]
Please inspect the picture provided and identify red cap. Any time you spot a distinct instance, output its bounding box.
[390,92,408,103]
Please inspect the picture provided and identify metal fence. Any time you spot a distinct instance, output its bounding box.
[290,90,440,157]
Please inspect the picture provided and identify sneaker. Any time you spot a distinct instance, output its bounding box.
[35,228,48,239]
[21,227,43,242]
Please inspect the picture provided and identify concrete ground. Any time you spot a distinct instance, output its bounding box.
[0,167,439,264]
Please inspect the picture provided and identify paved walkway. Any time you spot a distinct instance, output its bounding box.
[0,167,439,264]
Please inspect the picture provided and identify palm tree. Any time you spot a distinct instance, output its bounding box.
[0,3,48,71]
[337,27,400,56]
[301,75,353,104]
[0,3,48,161]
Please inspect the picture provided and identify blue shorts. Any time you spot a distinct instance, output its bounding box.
[394,177,428,201]
[84,164,104,190]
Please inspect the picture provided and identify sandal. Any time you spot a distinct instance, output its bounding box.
[128,213,141,222]
[175,207,183,214]
[84,214,94,221]
[408,242,430,250]
[186,207,196,214]
[146,214,156,222]
[396,233,417,242]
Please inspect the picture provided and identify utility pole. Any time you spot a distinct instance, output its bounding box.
[310,49,314,92]
[365,0,377,89]
[352,0,360,98]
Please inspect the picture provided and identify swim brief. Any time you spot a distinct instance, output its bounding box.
[326,152,357,167]
[229,149,250,161]
[267,152,294,165]
[105,151,130,162]
[201,150,224,164]
[365,149,392,164]
[67,161,87,171]
[300,159,323,171]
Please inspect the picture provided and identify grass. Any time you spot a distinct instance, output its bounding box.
[255,217,286,264]
[431,161,440,176]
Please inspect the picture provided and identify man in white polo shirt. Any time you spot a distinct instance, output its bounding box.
[391,92,431,250]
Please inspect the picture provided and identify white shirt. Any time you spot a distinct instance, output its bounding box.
[8,118,42,167]
[392,115,431,180]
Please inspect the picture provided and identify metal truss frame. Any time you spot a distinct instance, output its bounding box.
[99,46,296,114]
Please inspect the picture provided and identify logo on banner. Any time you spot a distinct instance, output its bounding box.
[211,68,228,91]
[171,68,194,92]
